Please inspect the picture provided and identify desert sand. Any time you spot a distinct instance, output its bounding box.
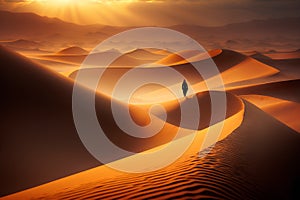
[1,10,300,200]
[1,43,300,199]
[4,101,300,199]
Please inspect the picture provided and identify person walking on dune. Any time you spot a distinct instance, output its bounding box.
[182,79,188,97]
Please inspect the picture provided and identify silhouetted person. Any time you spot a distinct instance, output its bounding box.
[182,79,188,97]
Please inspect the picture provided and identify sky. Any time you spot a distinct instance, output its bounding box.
[0,0,300,26]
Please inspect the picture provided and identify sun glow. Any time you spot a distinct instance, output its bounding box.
[36,0,85,5]
[5,0,155,26]
[22,0,113,25]
[35,0,136,4]
[52,0,75,5]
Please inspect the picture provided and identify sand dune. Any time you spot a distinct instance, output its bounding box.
[253,56,300,79]
[4,101,300,199]
[241,95,300,132]
[229,79,300,132]
[157,50,203,65]
[162,49,277,82]
[135,49,279,100]
[1,9,300,200]
[145,48,172,56]
[29,57,79,76]
[230,79,300,102]
[38,54,87,65]
[187,49,279,89]
[125,49,166,61]
[57,46,89,55]
[68,48,280,102]
[157,49,222,66]
[264,49,300,60]
[39,48,155,68]
[110,53,154,67]
[0,46,101,196]
[219,57,279,84]
[250,52,271,60]
[0,46,245,197]
[159,91,243,130]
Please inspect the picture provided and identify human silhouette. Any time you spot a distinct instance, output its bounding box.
[182,79,188,97]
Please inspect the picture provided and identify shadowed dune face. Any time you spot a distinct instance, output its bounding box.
[0,46,101,196]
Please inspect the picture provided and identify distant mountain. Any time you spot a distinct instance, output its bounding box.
[0,10,80,37]
[170,18,300,39]
[0,10,299,51]
[0,10,127,42]
[0,39,41,50]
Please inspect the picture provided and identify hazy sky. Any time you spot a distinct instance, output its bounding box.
[0,0,299,26]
